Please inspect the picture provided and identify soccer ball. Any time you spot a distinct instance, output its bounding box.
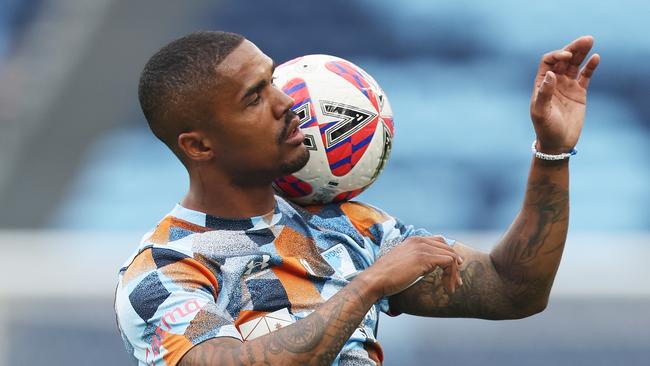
[272,54,394,204]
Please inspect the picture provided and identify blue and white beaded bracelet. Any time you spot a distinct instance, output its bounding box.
[531,140,577,161]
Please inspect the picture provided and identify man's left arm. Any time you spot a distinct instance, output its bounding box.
[390,36,600,320]
[390,158,570,319]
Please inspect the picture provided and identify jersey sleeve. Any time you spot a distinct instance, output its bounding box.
[115,246,241,366]
[340,201,432,316]
[340,201,431,255]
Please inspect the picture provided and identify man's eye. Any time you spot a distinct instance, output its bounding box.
[250,95,261,106]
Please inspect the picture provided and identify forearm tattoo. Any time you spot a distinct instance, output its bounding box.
[391,256,514,319]
[180,282,372,366]
[392,165,570,319]
[492,173,569,308]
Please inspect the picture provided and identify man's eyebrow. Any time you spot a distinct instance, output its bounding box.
[241,60,276,103]
[241,79,267,102]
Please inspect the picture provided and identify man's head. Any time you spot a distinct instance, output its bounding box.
[138,31,308,186]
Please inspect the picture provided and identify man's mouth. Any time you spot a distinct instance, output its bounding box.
[283,115,305,145]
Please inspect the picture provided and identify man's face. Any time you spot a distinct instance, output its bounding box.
[207,40,309,185]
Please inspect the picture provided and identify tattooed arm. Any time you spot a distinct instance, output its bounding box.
[179,237,463,366]
[391,36,600,320]
[390,158,570,319]
[179,277,374,366]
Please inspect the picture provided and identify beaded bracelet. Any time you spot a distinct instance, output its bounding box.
[531,140,577,160]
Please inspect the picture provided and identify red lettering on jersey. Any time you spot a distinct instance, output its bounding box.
[145,299,203,363]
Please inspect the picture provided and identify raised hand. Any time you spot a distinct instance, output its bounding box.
[530,36,600,154]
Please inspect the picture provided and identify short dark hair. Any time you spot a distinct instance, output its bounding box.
[138,31,245,162]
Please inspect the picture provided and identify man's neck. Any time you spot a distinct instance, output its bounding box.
[181,171,277,219]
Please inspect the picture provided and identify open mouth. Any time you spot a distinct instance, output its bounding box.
[284,116,304,145]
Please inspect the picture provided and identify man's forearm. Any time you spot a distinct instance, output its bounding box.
[490,157,570,314]
[180,275,379,366]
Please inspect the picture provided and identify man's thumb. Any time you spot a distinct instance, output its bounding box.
[533,71,556,120]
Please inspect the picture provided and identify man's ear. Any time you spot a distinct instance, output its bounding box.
[178,131,214,162]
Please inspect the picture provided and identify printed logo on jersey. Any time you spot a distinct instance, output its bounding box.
[238,307,295,341]
[321,243,358,279]
[244,255,271,276]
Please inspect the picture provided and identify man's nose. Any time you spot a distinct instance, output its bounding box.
[272,86,295,120]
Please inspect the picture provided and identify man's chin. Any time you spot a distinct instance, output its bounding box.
[279,147,310,176]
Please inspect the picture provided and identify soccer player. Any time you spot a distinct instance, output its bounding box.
[114,31,599,365]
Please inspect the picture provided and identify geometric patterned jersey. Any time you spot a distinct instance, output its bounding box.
[114,195,430,366]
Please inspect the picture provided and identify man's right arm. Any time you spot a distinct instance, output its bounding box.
[179,236,463,366]
[180,275,375,366]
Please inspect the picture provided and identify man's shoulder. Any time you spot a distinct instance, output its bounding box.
[145,215,209,245]
[117,207,208,274]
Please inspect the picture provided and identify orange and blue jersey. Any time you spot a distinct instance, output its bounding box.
[115,196,430,366]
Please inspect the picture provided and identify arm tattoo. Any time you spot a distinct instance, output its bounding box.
[492,170,569,309]
[179,339,244,365]
[502,175,569,265]
[391,162,570,319]
[390,255,515,319]
[180,280,374,366]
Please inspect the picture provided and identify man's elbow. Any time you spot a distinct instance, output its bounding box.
[509,298,549,319]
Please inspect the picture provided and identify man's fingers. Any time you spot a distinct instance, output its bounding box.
[417,237,463,264]
[563,35,594,79]
[532,71,556,120]
[417,237,464,290]
[422,236,456,252]
[535,50,572,91]
[541,50,573,68]
[551,52,572,75]
[441,259,460,293]
[420,252,462,293]
[578,53,600,89]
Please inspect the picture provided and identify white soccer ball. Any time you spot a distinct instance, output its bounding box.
[273,54,394,204]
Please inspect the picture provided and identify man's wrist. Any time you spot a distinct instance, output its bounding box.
[351,271,384,306]
[532,140,577,160]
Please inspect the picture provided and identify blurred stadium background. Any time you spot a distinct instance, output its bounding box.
[0,0,648,365]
